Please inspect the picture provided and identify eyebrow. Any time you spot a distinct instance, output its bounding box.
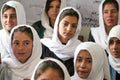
[77,56,92,59]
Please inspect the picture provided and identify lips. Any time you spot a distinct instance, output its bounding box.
[17,52,25,55]
[78,69,88,74]
[64,32,72,36]
[107,19,113,23]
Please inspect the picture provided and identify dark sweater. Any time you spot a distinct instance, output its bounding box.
[41,43,74,76]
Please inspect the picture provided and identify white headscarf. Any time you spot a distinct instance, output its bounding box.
[71,42,110,80]
[31,58,71,80]
[107,25,120,74]
[2,24,42,80]
[41,0,66,38]
[91,0,120,49]
[41,7,82,61]
[0,1,26,59]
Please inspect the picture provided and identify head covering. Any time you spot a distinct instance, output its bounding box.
[41,7,82,61]
[0,1,26,58]
[91,0,120,49]
[31,58,71,80]
[71,42,110,80]
[107,25,120,74]
[41,0,66,38]
[1,0,26,31]
[3,24,42,80]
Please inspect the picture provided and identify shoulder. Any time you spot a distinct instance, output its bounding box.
[32,20,41,26]
[32,20,42,28]
[0,29,5,33]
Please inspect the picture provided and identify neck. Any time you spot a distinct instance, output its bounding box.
[105,26,113,35]
[59,37,68,45]
[49,19,55,28]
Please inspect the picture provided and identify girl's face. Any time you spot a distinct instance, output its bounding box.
[2,8,17,32]
[58,16,78,44]
[12,31,33,63]
[48,0,60,21]
[103,3,118,29]
[36,68,63,80]
[75,50,92,79]
[109,37,120,58]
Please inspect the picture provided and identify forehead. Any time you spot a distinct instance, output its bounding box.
[77,50,91,58]
[12,31,32,40]
[61,16,78,23]
[3,8,16,14]
[109,37,120,46]
[50,0,60,5]
[103,3,117,9]
[109,37,120,41]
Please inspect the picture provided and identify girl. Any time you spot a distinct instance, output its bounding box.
[41,7,82,76]
[32,0,66,38]
[1,24,42,80]
[71,42,110,80]
[31,58,70,80]
[107,25,120,80]
[88,0,120,49]
[0,1,26,59]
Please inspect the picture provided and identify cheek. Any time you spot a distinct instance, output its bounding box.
[114,15,118,22]
[75,62,80,71]
[13,19,17,25]
[103,14,107,21]
[73,28,77,34]
[87,64,92,73]
[58,25,64,34]
[12,46,17,53]
[109,45,113,51]
[27,46,33,54]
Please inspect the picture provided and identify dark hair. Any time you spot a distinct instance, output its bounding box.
[45,0,61,15]
[59,8,79,23]
[2,4,15,14]
[34,60,64,80]
[11,26,33,41]
[103,0,119,12]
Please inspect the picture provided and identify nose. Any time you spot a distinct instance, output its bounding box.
[80,61,86,68]
[18,44,24,50]
[67,25,72,32]
[113,42,118,50]
[6,16,11,23]
[108,11,112,17]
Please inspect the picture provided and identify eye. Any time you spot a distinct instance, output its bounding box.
[117,40,120,44]
[63,22,69,26]
[76,57,82,62]
[109,40,114,45]
[10,14,16,19]
[49,5,53,8]
[111,9,118,13]
[86,59,92,63]
[12,41,19,46]
[72,24,77,28]
[103,10,108,14]
[2,15,8,19]
[56,5,60,8]
[23,41,31,46]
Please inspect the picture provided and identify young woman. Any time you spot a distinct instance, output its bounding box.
[31,58,70,80]
[88,0,120,49]
[71,42,110,80]
[32,0,66,38]
[0,24,42,80]
[0,1,26,59]
[41,7,82,76]
[107,25,120,80]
